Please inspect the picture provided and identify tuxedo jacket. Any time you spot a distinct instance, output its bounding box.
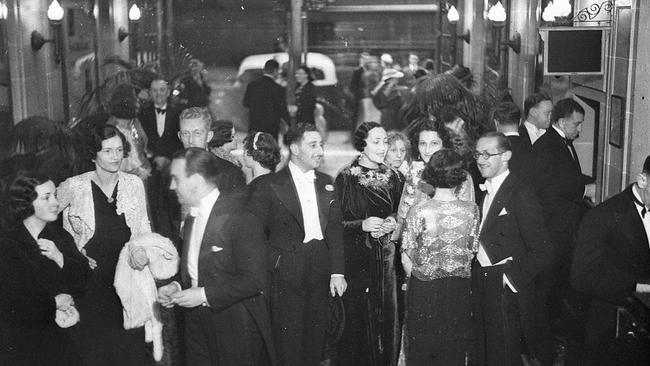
[247,168,345,277]
[242,76,289,135]
[506,134,532,185]
[139,104,183,159]
[531,127,590,246]
[479,173,554,292]
[478,173,554,363]
[571,185,650,355]
[518,124,534,149]
[213,155,246,194]
[572,185,650,304]
[180,193,275,364]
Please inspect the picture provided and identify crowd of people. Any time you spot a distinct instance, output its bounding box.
[1,52,649,366]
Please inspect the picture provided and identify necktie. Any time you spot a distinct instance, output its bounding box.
[156,107,166,114]
[632,193,647,218]
[180,213,196,288]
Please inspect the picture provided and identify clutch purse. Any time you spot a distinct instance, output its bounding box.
[55,305,80,328]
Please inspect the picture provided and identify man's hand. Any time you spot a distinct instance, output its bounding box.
[54,293,74,311]
[330,276,347,297]
[158,283,181,308]
[584,183,596,202]
[171,287,207,308]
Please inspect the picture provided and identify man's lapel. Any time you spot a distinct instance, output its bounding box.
[315,174,331,232]
[617,188,650,259]
[271,168,304,229]
[198,196,229,259]
[480,175,514,236]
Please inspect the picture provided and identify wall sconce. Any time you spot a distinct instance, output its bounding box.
[487,1,507,23]
[119,4,141,42]
[505,31,521,54]
[447,5,460,23]
[31,0,69,122]
[458,30,470,44]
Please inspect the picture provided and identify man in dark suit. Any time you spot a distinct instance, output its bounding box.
[492,101,529,180]
[178,107,245,193]
[520,92,553,148]
[139,78,184,237]
[473,132,555,366]
[248,123,347,366]
[571,155,650,365]
[531,98,595,325]
[158,148,275,366]
[243,59,290,140]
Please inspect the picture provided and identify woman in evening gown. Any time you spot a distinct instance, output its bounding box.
[57,124,151,366]
[401,149,479,365]
[336,122,404,366]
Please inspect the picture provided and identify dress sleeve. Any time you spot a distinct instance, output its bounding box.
[401,206,424,252]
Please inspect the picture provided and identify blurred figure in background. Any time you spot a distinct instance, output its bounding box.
[208,120,241,168]
[372,69,408,132]
[289,65,317,125]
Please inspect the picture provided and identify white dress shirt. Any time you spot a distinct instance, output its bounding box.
[523,120,546,145]
[478,169,517,292]
[288,161,324,243]
[182,187,220,304]
[155,103,167,137]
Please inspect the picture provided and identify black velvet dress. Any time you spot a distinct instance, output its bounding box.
[335,159,404,366]
[69,182,146,366]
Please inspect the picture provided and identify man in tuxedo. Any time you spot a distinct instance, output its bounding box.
[571,155,650,365]
[139,78,183,237]
[248,123,347,366]
[531,98,595,325]
[473,132,554,366]
[492,101,529,180]
[243,59,289,140]
[178,107,245,193]
[520,92,553,147]
[157,148,275,366]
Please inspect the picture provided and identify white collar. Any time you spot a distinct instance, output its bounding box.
[552,125,567,139]
[190,187,220,218]
[288,161,315,182]
[633,184,648,210]
[486,169,510,195]
[154,103,167,110]
[523,120,544,134]
[503,131,519,137]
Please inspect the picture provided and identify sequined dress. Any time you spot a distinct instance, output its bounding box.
[401,198,479,365]
[335,160,404,366]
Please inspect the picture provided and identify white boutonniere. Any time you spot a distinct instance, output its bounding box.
[325,184,334,192]
[211,245,223,253]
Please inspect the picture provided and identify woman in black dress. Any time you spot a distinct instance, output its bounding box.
[290,65,317,124]
[0,172,90,366]
[57,125,151,366]
[335,121,404,366]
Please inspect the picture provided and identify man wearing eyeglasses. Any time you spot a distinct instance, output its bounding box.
[472,132,555,366]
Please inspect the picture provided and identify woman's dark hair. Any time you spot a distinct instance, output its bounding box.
[208,120,234,149]
[353,121,383,152]
[87,124,130,161]
[108,83,138,119]
[407,118,452,160]
[243,132,281,171]
[5,172,52,223]
[421,149,466,189]
[297,65,314,82]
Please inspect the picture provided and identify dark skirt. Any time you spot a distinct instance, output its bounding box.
[405,276,472,366]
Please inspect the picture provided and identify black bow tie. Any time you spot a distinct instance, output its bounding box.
[155,107,166,114]
[632,192,647,218]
